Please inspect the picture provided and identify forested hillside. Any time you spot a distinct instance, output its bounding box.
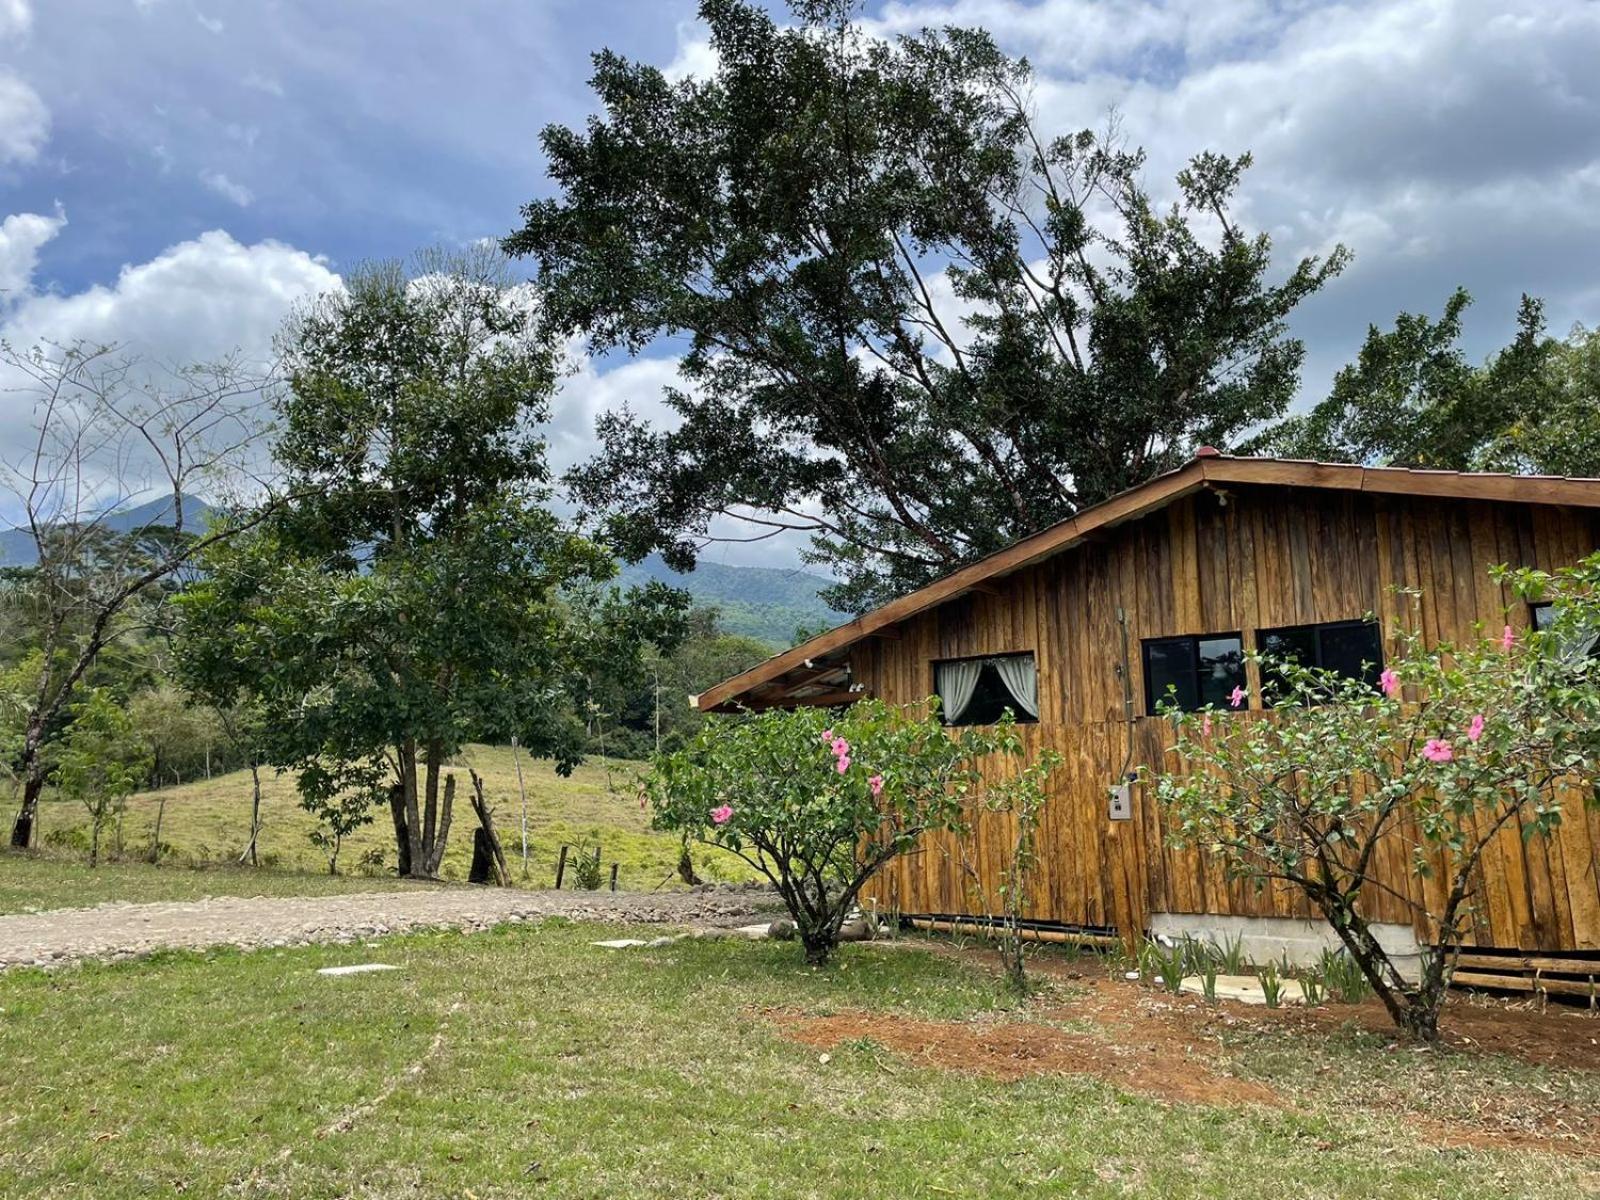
[619,555,847,646]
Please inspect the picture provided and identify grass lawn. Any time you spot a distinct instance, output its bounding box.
[0,924,1595,1198]
[22,745,755,901]
[0,855,434,915]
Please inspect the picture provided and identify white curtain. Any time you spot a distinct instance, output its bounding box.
[935,659,984,722]
[991,654,1040,719]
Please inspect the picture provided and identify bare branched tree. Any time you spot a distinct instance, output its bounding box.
[0,339,279,848]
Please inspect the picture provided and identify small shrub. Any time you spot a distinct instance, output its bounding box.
[356,847,389,876]
[1259,960,1285,1009]
[1211,935,1246,974]
[650,699,1028,965]
[1299,969,1327,1006]
[43,827,90,853]
[568,844,604,891]
[1139,937,1188,994]
[1313,947,1373,1004]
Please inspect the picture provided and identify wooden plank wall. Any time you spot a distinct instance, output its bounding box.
[853,486,1600,952]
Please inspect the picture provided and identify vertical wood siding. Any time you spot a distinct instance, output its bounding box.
[854,486,1600,952]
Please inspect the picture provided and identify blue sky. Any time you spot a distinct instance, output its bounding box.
[2,0,1598,564]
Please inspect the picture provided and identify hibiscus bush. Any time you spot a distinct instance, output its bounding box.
[1152,563,1600,1042]
[648,698,1024,964]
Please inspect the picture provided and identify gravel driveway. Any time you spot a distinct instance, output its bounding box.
[0,886,778,970]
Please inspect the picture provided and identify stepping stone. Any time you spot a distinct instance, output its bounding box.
[591,939,649,949]
[1177,973,1308,1006]
[316,963,399,976]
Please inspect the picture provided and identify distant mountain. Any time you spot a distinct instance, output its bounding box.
[0,494,217,568]
[0,498,848,647]
[619,554,848,647]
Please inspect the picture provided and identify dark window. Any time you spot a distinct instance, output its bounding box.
[1258,619,1384,701]
[933,653,1040,727]
[1142,633,1245,714]
[1531,601,1557,631]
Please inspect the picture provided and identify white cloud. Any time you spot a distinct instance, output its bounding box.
[199,168,253,207]
[0,223,340,513]
[874,0,1600,393]
[0,2,44,165]
[0,225,338,373]
[0,208,64,300]
[548,347,683,476]
[241,72,284,98]
[661,19,718,84]
[0,73,48,164]
[0,0,30,39]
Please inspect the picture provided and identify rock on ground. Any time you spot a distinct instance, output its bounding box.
[0,886,778,971]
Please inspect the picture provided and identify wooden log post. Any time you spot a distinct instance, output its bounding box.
[555,844,569,890]
[466,769,510,887]
[609,862,619,892]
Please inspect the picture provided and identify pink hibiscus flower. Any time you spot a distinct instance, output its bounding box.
[1422,738,1454,764]
[836,755,852,774]
[868,774,885,797]
[1379,668,1400,698]
[1201,713,1213,737]
[821,728,834,744]
[1467,714,1485,743]
[710,804,734,825]
[1228,685,1247,709]
[1501,625,1516,650]
[830,737,850,759]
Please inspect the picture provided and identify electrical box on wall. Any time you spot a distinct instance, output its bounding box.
[1108,779,1133,821]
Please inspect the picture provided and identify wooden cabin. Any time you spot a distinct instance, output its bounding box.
[693,454,1600,978]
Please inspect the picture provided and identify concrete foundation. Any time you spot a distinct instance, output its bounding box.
[1149,912,1422,984]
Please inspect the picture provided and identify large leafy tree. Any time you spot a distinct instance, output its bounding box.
[507,0,1347,611]
[177,248,685,879]
[1255,290,1600,476]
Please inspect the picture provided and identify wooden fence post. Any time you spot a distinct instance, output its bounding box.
[609,862,619,892]
[555,844,568,889]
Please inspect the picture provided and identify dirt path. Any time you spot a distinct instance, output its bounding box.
[0,886,775,970]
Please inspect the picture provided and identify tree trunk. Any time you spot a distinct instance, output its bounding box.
[388,781,411,877]
[469,827,496,884]
[400,741,423,875]
[1321,896,1442,1043]
[149,796,166,863]
[239,762,263,867]
[420,774,455,877]
[89,813,102,867]
[9,729,46,848]
[467,769,509,886]
[676,843,703,886]
[422,747,440,859]
[800,930,833,966]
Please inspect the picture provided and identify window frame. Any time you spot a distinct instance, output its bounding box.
[929,651,1040,728]
[1256,617,1385,701]
[1140,631,1245,716]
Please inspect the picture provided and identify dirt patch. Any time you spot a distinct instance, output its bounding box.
[771,954,1600,1159]
[770,1008,1284,1107]
[1256,990,1600,1071]
[975,942,1600,1073]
